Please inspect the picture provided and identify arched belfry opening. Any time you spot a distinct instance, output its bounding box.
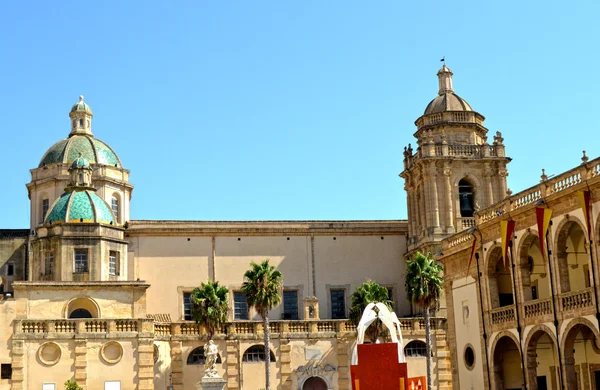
[458,178,475,218]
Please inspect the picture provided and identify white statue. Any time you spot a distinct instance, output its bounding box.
[203,340,219,378]
[351,302,406,365]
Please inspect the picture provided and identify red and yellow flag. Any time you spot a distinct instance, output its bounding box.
[466,235,477,279]
[500,220,516,266]
[578,190,592,239]
[535,207,552,257]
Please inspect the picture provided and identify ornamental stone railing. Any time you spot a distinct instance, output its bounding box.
[476,158,600,226]
[490,305,516,325]
[560,288,595,312]
[524,298,553,318]
[15,317,446,339]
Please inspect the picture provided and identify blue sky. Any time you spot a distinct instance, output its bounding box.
[1,1,599,228]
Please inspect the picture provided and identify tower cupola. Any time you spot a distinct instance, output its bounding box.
[437,64,454,94]
[69,95,93,136]
[67,153,94,191]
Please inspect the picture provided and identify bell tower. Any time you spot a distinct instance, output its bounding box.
[401,65,511,253]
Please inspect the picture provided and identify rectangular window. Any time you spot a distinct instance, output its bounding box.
[330,289,346,319]
[233,291,248,320]
[109,251,119,276]
[387,287,393,301]
[283,290,299,320]
[42,198,49,222]
[7,264,14,277]
[44,251,54,276]
[0,363,11,379]
[74,249,88,273]
[183,292,192,320]
[111,197,119,221]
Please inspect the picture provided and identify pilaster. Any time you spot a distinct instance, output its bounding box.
[170,340,184,390]
[137,338,155,390]
[280,339,293,390]
[226,340,240,389]
[336,337,351,390]
[75,339,88,389]
[10,340,24,390]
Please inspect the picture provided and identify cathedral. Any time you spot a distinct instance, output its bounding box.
[2,63,591,390]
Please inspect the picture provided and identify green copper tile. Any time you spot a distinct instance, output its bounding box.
[92,139,120,166]
[67,191,95,222]
[89,192,115,224]
[66,136,96,165]
[45,193,71,223]
[39,139,69,167]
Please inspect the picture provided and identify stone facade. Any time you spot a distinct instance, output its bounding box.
[440,155,600,389]
[0,83,457,389]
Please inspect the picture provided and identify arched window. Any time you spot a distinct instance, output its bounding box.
[458,179,475,217]
[404,341,428,357]
[187,346,222,365]
[69,308,92,319]
[111,195,120,222]
[79,119,84,128]
[242,345,276,363]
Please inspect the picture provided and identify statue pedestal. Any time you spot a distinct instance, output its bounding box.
[196,376,227,390]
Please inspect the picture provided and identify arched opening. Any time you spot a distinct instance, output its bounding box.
[487,247,513,308]
[492,335,524,390]
[519,234,551,302]
[186,346,222,365]
[556,221,589,294]
[563,321,600,390]
[458,179,475,218]
[242,345,276,363]
[526,328,559,390]
[404,340,428,358]
[69,308,92,319]
[303,376,328,390]
[65,297,99,318]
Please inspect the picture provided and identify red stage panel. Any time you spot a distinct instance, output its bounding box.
[350,343,408,390]
[406,376,427,390]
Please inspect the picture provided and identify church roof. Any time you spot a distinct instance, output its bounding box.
[45,190,115,225]
[39,135,121,168]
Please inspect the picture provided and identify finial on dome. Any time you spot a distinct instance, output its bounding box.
[437,63,454,95]
[79,95,84,102]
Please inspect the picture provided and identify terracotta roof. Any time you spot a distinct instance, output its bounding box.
[0,229,29,239]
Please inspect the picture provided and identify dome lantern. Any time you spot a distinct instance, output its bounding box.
[437,65,454,95]
[69,95,94,137]
[67,153,94,191]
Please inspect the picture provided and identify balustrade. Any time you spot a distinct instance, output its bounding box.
[560,288,594,312]
[524,298,552,318]
[490,306,516,325]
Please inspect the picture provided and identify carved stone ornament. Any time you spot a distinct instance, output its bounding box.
[296,364,336,389]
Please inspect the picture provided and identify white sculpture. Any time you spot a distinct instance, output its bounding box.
[351,302,406,365]
[203,340,219,378]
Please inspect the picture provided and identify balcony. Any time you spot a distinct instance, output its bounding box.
[490,305,516,331]
[16,317,446,340]
[523,298,553,325]
[559,288,595,316]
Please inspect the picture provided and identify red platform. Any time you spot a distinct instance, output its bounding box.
[350,343,408,390]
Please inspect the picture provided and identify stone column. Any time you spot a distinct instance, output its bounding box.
[498,168,508,199]
[409,190,418,239]
[422,175,432,232]
[419,183,427,235]
[75,339,88,389]
[443,165,455,233]
[226,340,240,389]
[431,171,441,233]
[10,340,24,390]
[170,341,184,390]
[137,338,155,390]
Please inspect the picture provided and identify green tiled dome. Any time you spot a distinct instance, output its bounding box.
[39,135,121,168]
[45,190,115,225]
[71,97,93,114]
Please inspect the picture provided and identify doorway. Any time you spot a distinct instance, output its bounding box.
[303,376,327,390]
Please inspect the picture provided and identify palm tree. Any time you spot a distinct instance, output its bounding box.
[190,281,229,340]
[405,251,443,390]
[349,280,394,343]
[241,259,283,390]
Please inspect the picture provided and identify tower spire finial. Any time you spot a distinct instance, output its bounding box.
[437,63,454,95]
